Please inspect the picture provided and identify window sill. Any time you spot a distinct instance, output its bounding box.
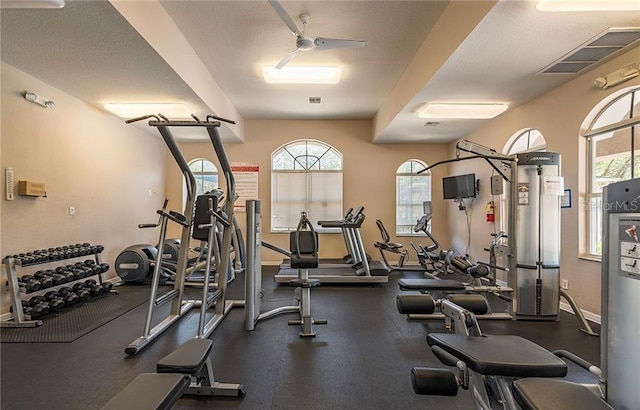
[578,255,601,263]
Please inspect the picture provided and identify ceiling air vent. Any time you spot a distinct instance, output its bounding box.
[308,97,322,104]
[538,28,640,75]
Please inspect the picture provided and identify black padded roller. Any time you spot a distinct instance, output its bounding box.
[447,294,489,315]
[451,256,472,272]
[411,367,458,396]
[468,263,490,278]
[396,294,435,314]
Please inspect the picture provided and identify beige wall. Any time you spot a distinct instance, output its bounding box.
[447,46,640,316]
[1,62,167,313]
[166,119,451,263]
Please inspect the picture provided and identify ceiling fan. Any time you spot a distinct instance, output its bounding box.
[268,0,366,69]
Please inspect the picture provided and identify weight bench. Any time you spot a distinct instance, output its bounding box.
[102,339,244,410]
[101,373,189,410]
[512,378,613,410]
[413,333,568,409]
[398,278,513,320]
[157,338,245,397]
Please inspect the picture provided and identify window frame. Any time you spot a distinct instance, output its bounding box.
[584,87,639,259]
[270,139,343,233]
[395,159,431,236]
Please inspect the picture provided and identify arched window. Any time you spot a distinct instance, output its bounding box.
[271,140,343,232]
[183,159,218,209]
[396,159,431,235]
[584,87,640,257]
[189,158,218,196]
[504,129,546,155]
[500,129,547,232]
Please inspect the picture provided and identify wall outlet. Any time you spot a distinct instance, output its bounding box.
[69,206,76,216]
[561,279,569,290]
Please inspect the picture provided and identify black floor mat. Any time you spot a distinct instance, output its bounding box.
[0,285,152,343]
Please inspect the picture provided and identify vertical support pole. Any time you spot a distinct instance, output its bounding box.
[144,215,169,336]
[156,125,195,318]
[507,159,518,318]
[245,200,262,331]
[206,126,235,317]
[198,198,218,337]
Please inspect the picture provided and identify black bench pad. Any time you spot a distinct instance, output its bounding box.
[290,255,319,269]
[101,373,188,410]
[399,278,465,291]
[157,338,213,375]
[427,334,567,378]
[512,378,613,410]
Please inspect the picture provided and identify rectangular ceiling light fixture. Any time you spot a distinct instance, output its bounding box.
[262,66,341,84]
[537,0,640,11]
[0,0,64,8]
[104,103,193,119]
[418,103,508,119]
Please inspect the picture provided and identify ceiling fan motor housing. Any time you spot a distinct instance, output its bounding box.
[297,37,315,51]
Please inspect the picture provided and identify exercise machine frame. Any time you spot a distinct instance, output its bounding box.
[124,115,243,355]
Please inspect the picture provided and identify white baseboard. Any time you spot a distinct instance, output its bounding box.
[560,301,601,325]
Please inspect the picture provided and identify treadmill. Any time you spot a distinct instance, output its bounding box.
[274,206,389,284]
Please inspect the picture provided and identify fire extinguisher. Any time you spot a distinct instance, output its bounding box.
[486,201,495,222]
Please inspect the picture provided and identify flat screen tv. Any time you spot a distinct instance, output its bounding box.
[443,173,476,200]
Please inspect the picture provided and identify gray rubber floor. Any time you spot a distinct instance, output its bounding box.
[0,267,600,410]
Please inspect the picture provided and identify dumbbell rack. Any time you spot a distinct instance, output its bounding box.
[2,244,110,328]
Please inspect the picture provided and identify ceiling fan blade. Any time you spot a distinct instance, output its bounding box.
[275,49,302,69]
[268,0,303,37]
[314,37,366,51]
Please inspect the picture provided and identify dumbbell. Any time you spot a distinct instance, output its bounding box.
[75,286,90,302]
[80,267,94,278]
[43,291,60,302]
[84,279,104,297]
[58,287,79,306]
[48,297,65,312]
[101,282,113,293]
[95,245,104,253]
[72,282,86,292]
[84,259,96,267]
[33,270,48,280]
[26,296,50,318]
[44,290,66,312]
[62,270,77,282]
[49,272,67,286]
[30,302,50,318]
[99,263,110,274]
[19,275,42,293]
[34,271,54,289]
[28,295,46,306]
[20,255,35,265]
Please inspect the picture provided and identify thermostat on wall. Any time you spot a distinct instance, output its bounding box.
[18,180,47,197]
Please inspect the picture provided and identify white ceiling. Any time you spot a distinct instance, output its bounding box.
[1,0,639,143]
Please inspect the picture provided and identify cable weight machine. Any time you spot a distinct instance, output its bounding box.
[418,140,596,334]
